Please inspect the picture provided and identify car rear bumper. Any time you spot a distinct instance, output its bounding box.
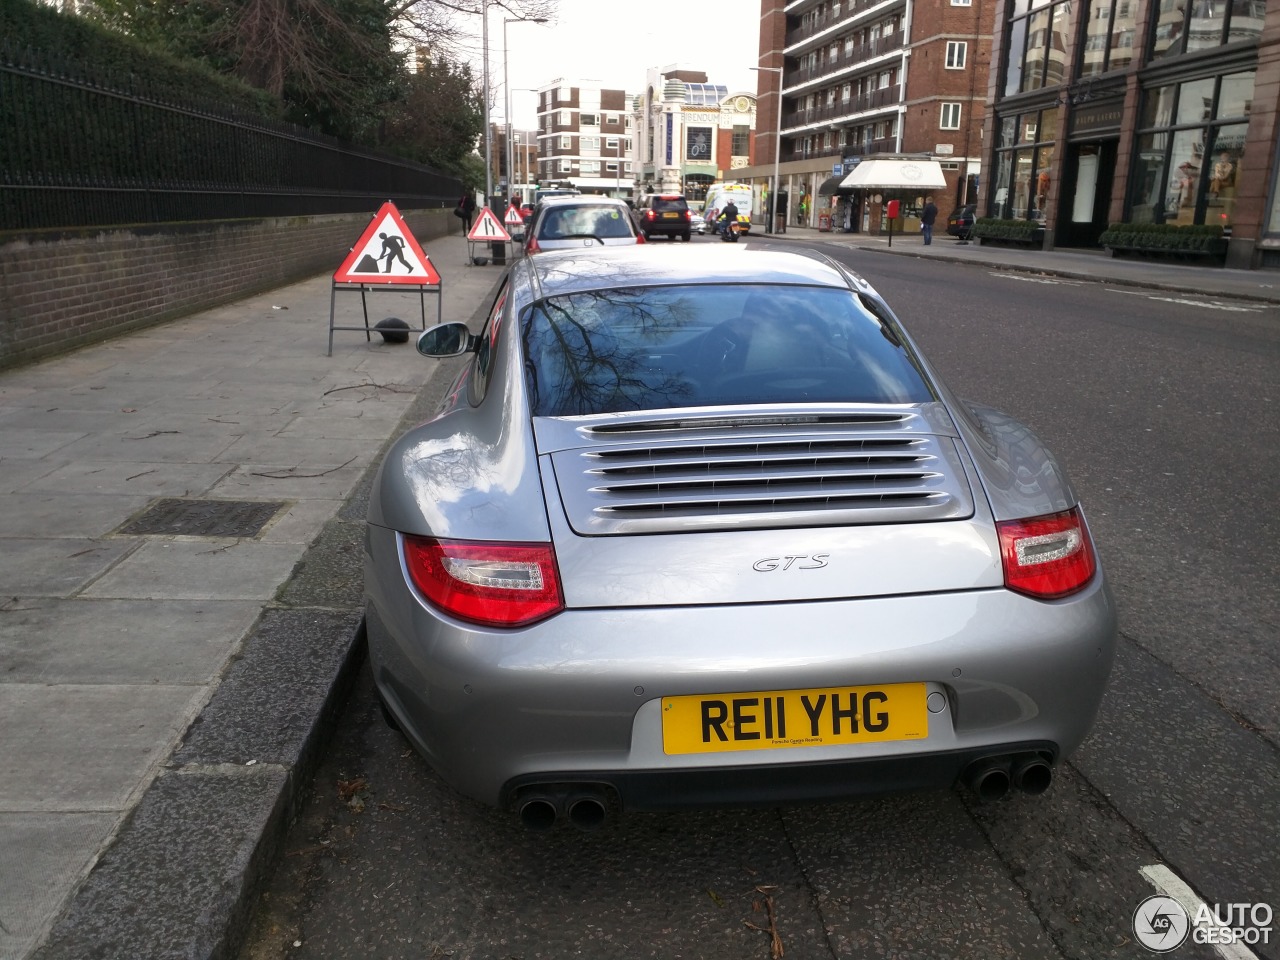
[365,525,1116,808]
[501,741,1058,812]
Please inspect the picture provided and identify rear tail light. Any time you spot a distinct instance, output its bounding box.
[402,536,564,627]
[524,233,540,253]
[644,210,655,221]
[636,232,646,243]
[997,507,1097,600]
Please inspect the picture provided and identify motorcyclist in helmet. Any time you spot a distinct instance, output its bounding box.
[718,199,740,239]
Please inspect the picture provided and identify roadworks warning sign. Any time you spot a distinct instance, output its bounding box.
[334,202,440,284]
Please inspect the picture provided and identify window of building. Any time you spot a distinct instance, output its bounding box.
[606,137,618,149]
[1129,70,1255,230]
[560,110,571,126]
[1003,0,1072,95]
[952,0,972,5]
[1080,0,1138,75]
[989,106,1060,221]
[580,113,598,126]
[946,41,968,69]
[559,158,572,171]
[940,102,962,129]
[560,136,571,149]
[606,114,619,124]
[1150,0,1263,59]
[581,160,599,173]
[732,125,750,156]
[606,162,618,172]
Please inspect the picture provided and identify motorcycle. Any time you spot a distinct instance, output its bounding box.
[718,217,740,242]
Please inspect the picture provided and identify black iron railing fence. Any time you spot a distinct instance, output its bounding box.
[0,40,460,232]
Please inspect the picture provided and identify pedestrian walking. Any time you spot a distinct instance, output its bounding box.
[454,193,477,230]
[921,196,938,245]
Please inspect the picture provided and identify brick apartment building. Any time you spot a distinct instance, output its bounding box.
[531,81,636,197]
[740,0,995,232]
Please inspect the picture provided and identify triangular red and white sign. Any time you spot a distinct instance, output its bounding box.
[467,207,511,242]
[503,204,524,226]
[334,202,441,285]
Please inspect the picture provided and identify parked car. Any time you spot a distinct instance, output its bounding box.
[947,204,977,240]
[637,194,692,241]
[366,245,1116,830]
[522,196,643,254]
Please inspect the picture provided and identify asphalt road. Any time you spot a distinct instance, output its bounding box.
[238,240,1280,960]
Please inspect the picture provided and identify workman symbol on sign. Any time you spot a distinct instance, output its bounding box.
[378,233,414,273]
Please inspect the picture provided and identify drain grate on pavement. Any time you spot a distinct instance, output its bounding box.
[117,498,288,538]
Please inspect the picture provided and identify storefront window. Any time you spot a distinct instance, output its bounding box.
[1129,72,1254,229]
[1208,123,1247,230]
[1219,72,1254,119]
[1176,77,1216,125]
[1131,132,1169,224]
[1141,83,1176,128]
[1033,145,1055,218]
[992,108,1058,221]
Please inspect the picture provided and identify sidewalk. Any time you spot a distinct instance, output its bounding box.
[768,224,1280,305]
[1,225,1273,960]
[0,229,504,960]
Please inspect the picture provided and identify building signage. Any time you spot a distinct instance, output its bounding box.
[1070,100,1123,138]
[666,113,673,166]
[833,163,843,176]
[686,127,713,161]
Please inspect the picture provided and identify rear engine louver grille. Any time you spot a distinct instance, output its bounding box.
[548,422,975,534]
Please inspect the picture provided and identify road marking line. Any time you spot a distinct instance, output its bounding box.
[988,273,1082,285]
[1107,290,1264,312]
[1140,864,1263,960]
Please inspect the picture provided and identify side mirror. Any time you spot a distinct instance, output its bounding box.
[417,322,476,358]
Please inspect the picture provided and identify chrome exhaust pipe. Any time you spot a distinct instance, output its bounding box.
[1011,755,1054,795]
[566,792,609,832]
[517,796,560,832]
[964,759,1012,802]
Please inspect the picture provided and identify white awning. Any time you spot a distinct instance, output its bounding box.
[840,159,947,190]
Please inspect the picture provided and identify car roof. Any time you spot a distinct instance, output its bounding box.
[518,245,865,300]
[537,195,628,207]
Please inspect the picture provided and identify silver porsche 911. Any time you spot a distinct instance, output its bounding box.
[364,245,1116,830]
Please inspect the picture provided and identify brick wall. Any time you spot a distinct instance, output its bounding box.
[0,208,455,371]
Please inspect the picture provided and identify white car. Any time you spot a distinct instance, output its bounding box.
[691,211,708,234]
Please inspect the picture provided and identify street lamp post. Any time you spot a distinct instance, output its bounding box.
[503,14,547,205]
[482,0,493,205]
[751,65,784,235]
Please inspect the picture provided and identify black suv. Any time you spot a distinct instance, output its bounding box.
[637,194,692,242]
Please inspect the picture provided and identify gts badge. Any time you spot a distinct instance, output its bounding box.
[753,554,830,572]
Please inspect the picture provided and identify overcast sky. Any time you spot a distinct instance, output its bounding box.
[473,0,764,129]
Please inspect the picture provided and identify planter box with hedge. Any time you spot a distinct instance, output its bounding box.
[1097,223,1227,261]
[972,218,1045,247]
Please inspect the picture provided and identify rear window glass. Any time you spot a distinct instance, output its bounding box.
[522,284,933,417]
[650,197,688,212]
[537,206,636,240]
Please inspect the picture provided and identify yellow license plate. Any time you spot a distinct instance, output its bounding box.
[661,211,678,218]
[661,683,928,755]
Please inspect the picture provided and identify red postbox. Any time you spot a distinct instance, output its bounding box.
[886,199,900,219]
